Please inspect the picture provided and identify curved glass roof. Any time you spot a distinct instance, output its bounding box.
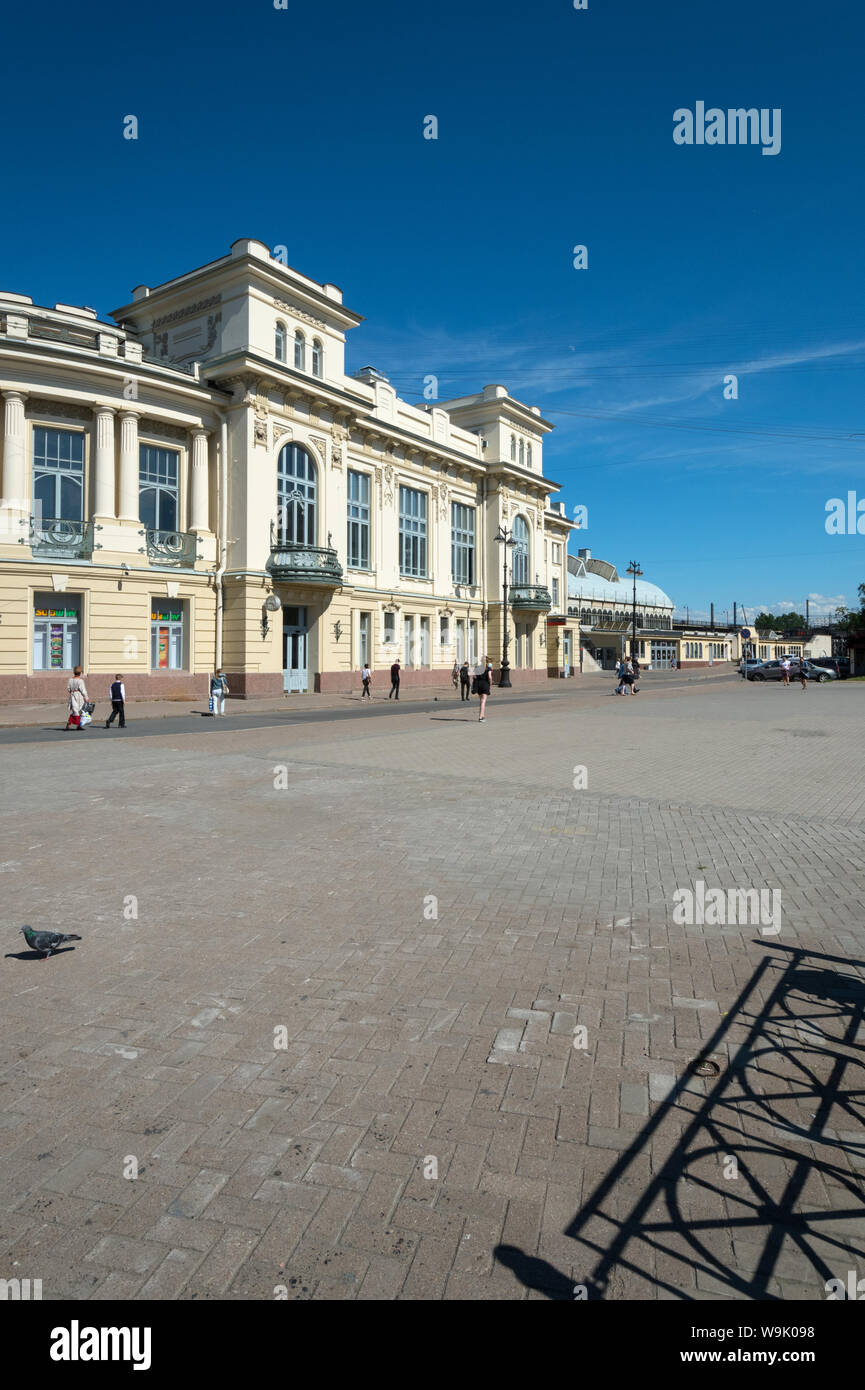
[567,567,674,610]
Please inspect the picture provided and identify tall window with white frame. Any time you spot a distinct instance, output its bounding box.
[512,514,529,586]
[347,469,370,569]
[277,443,316,545]
[311,338,323,378]
[399,485,428,578]
[139,444,179,532]
[32,426,84,527]
[275,321,287,363]
[451,502,475,586]
[294,329,306,371]
[552,577,560,609]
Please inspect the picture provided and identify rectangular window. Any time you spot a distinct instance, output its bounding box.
[552,577,560,609]
[33,426,85,523]
[403,615,414,666]
[359,612,371,666]
[399,486,428,577]
[469,620,478,664]
[383,610,396,646]
[347,470,370,569]
[140,444,179,532]
[552,543,561,564]
[33,592,81,670]
[451,502,475,586]
[419,616,430,667]
[440,614,450,649]
[150,603,185,671]
[455,618,465,663]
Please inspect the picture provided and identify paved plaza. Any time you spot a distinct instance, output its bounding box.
[1,673,864,1301]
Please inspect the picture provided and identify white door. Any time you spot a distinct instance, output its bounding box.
[283,607,308,692]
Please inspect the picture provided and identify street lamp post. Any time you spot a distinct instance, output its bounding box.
[626,560,643,665]
[494,524,517,688]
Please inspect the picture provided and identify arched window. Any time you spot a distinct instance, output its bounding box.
[294,329,306,371]
[311,338,323,377]
[277,443,317,546]
[518,438,525,466]
[512,514,529,586]
[527,443,532,468]
[275,321,287,362]
[510,434,516,461]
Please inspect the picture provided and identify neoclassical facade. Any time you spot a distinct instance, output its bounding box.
[1,240,578,699]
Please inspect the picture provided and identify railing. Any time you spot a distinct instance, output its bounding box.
[140,528,198,567]
[510,583,552,612]
[268,530,343,586]
[28,516,99,559]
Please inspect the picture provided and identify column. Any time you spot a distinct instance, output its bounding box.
[189,429,211,532]
[1,392,27,533]
[118,411,139,522]
[93,406,116,518]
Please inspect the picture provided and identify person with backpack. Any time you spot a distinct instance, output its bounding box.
[459,660,471,701]
[615,658,628,695]
[105,674,126,728]
[210,669,229,716]
[388,659,401,700]
[361,663,372,699]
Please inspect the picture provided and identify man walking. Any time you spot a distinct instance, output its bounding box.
[798,659,808,691]
[389,658,401,700]
[105,674,126,728]
[781,656,791,687]
[361,663,372,699]
[459,660,471,701]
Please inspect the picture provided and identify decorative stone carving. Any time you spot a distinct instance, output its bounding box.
[309,433,328,466]
[273,423,293,444]
[152,295,221,330]
[26,399,92,422]
[254,418,268,447]
[141,419,188,443]
[273,298,326,330]
[383,463,394,506]
[437,481,448,520]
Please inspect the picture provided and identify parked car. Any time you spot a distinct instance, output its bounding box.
[749,659,837,683]
[808,656,847,679]
[740,659,765,678]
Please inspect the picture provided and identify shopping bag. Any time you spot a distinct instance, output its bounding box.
[208,695,215,714]
[79,711,92,727]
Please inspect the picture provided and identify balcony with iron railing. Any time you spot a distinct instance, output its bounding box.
[267,522,343,586]
[25,516,101,560]
[139,528,199,568]
[510,583,552,612]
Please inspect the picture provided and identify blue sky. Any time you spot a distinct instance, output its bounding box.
[2,0,863,622]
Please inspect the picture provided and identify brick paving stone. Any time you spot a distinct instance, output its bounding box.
[2,678,864,1299]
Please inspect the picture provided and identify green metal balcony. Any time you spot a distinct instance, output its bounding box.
[510,583,552,612]
[28,516,100,560]
[140,528,199,568]
[268,529,343,587]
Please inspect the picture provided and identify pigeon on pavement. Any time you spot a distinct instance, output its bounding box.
[20,926,81,959]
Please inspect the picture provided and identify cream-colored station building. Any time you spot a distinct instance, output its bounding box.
[0,239,577,700]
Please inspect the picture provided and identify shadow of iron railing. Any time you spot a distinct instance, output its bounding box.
[499,943,865,1300]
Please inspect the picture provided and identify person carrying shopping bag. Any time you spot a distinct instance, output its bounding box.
[210,669,229,716]
[66,667,89,730]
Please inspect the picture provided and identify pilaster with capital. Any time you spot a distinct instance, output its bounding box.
[118,411,140,522]
[189,429,211,532]
[93,406,116,519]
[1,391,28,539]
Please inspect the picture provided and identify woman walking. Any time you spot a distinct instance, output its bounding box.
[474,656,491,721]
[66,667,89,731]
[361,663,372,699]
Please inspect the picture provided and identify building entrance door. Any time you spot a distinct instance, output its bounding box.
[651,640,676,671]
[563,631,571,677]
[283,606,308,692]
